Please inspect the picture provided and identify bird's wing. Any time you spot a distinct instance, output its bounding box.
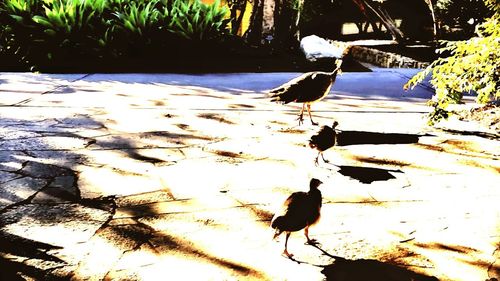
[269,72,330,104]
[282,192,311,217]
[309,126,335,148]
[294,72,332,103]
[271,192,309,231]
[269,72,313,94]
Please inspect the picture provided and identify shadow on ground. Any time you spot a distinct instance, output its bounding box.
[321,258,438,281]
[310,244,439,281]
[336,131,424,146]
[335,165,402,184]
[0,232,67,281]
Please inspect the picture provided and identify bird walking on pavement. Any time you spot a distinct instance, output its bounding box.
[309,121,339,165]
[269,59,342,126]
[271,178,323,258]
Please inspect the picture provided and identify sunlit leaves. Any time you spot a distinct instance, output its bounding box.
[404,3,499,125]
[168,0,229,41]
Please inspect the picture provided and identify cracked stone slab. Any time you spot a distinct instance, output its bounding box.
[0,177,48,209]
[0,73,86,105]
[19,161,74,178]
[0,203,110,239]
[0,202,111,279]
[0,170,20,184]
[0,72,498,281]
[24,150,87,170]
[0,152,27,172]
[0,135,89,151]
[32,175,79,203]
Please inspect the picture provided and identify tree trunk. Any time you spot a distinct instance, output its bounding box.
[273,0,301,48]
[245,0,302,48]
[229,0,248,35]
[292,0,304,43]
[422,0,438,39]
[244,0,265,45]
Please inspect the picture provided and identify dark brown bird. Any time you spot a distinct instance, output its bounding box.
[271,178,323,258]
[269,59,342,126]
[309,121,339,165]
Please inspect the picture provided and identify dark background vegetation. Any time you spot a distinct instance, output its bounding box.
[0,0,494,73]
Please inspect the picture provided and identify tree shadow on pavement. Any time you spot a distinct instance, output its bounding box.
[0,231,67,281]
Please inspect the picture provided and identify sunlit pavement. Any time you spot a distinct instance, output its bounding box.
[0,70,498,281]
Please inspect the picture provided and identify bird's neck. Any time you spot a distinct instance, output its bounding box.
[308,188,322,205]
[309,186,320,195]
[329,68,340,76]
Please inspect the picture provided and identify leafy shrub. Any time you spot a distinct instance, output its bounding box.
[0,0,230,71]
[169,0,229,41]
[404,0,499,125]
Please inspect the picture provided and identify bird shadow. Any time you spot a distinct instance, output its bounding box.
[290,243,439,281]
[336,131,425,146]
[335,165,403,184]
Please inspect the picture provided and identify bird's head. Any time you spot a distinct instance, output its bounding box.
[332,121,339,129]
[310,178,323,189]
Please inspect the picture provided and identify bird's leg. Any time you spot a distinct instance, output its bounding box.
[307,104,318,126]
[283,232,293,258]
[304,226,318,245]
[297,104,305,125]
[320,152,329,163]
[314,152,321,166]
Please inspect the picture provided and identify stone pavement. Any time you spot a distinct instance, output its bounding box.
[0,69,499,281]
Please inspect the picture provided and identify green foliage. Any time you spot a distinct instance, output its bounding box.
[112,0,161,35]
[168,0,228,40]
[0,0,230,70]
[405,0,499,125]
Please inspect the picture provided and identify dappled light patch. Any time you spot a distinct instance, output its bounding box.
[175,123,191,130]
[414,141,500,161]
[458,159,500,174]
[115,190,176,207]
[1,72,500,280]
[212,150,244,158]
[153,100,166,106]
[414,143,445,153]
[268,120,289,126]
[277,128,306,134]
[413,242,480,255]
[229,103,256,109]
[351,156,411,167]
[197,113,235,125]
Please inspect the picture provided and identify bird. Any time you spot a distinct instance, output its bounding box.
[271,178,323,258]
[269,59,342,126]
[309,121,339,165]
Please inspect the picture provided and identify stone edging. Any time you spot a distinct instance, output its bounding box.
[349,45,430,69]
